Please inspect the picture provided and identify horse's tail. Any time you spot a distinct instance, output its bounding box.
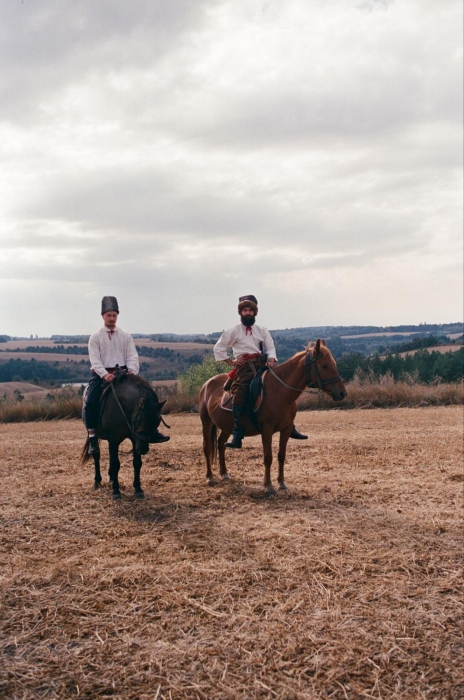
[81,436,92,465]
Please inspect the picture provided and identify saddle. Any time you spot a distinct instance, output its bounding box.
[81,378,117,433]
[220,366,268,432]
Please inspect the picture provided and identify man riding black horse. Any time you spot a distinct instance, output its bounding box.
[213,295,308,449]
[83,296,169,454]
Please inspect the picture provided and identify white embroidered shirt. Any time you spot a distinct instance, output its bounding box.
[213,323,277,361]
[88,326,139,378]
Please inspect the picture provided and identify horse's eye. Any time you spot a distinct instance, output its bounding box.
[322,364,328,369]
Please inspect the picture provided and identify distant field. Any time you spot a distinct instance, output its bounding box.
[398,344,462,357]
[0,381,50,400]
[341,331,462,339]
[0,339,215,352]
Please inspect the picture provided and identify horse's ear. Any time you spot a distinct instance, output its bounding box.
[321,339,326,347]
[157,400,167,410]
[139,398,145,408]
[314,339,321,354]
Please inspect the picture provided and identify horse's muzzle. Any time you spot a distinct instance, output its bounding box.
[332,389,347,402]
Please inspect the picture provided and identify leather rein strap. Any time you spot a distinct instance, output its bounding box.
[110,381,170,441]
[267,351,342,394]
[110,382,135,436]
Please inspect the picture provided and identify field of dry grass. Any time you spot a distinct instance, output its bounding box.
[1,407,463,699]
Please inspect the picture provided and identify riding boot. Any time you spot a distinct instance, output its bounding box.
[88,436,100,455]
[225,405,245,449]
[149,428,170,443]
[290,424,308,440]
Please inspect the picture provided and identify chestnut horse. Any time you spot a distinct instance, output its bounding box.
[199,339,346,496]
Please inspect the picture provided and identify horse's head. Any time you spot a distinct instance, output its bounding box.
[307,339,347,402]
[132,391,166,455]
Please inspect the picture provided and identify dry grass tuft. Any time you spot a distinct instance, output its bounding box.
[298,374,464,411]
[1,407,463,699]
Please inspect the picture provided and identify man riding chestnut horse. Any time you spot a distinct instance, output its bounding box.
[213,294,307,449]
[83,295,169,454]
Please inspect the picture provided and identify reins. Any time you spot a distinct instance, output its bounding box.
[267,351,342,394]
[109,378,170,442]
[110,382,134,436]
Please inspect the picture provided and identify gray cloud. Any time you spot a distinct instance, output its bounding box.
[0,0,462,335]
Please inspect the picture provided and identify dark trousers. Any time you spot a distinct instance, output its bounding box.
[83,375,105,431]
[231,358,265,407]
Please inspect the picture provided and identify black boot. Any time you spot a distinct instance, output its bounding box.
[149,428,170,443]
[290,425,308,440]
[88,435,100,455]
[225,405,245,449]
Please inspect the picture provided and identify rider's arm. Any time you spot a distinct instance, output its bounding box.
[88,332,108,378]
[213,327,236,362]
[263,328,277,364]
[125,334,139,375]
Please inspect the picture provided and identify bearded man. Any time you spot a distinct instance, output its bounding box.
[213,295,307,449]
[83,296,169,454]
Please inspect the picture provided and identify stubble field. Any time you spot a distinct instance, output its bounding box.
[0,407,463,699]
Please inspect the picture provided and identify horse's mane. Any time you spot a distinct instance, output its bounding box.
[285,340,335,364]
[113,373,160,401]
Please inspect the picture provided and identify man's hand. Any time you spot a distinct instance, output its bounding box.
[267,358,277,367]
[103,373,115,382]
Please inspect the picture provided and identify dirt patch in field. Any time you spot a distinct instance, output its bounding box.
[0,407,462,699]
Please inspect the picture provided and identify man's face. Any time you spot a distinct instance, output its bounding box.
[102,311,118,329]
[241,306,255,317]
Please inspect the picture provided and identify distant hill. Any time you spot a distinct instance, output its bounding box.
[0,323,462,385]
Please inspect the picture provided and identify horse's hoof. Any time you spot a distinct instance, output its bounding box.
[278,483,288,492]
[264,488,277,498]
[134,491,145,499]
[93,483,101,491]
[112,493,121,501]
[221,474,231,482]
[206,478,217,487]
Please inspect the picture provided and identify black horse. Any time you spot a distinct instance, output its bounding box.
[81,373,167,500]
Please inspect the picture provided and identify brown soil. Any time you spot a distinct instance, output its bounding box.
[1,407,462,699]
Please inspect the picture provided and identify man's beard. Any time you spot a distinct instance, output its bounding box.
[241,314,256,327]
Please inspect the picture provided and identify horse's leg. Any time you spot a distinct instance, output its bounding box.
[261,427,276,496]
[132,443,144,499]
[201,413,216,486]
[108,441,122,500]
[218,429,231,481]
[93,451,102,491]
[277,428,292,492]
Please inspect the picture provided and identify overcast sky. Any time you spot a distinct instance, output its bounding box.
[1,0,462,337]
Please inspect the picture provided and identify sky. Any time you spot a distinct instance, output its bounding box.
[1,0,462,337]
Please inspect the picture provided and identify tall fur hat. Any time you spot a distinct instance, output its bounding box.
[101,296,119,314]
[238,294,258,315]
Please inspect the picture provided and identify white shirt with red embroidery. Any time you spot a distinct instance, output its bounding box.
[213,323,277,361]
[88,326,139,378]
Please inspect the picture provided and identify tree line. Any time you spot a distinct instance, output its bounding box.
[337,348,464,383]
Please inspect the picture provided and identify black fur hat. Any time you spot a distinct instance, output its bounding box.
[101,296,119,314]
[238,295,258,314]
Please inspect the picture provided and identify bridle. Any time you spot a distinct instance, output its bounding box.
[110,381,169,443]
[267,350,343,394]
